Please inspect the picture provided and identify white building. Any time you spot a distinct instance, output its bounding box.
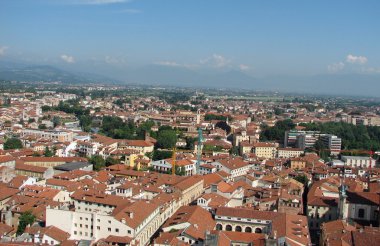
[341,156,376,168]
[46,191,161,246]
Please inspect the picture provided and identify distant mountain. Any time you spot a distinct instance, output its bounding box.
[124,64,256,88]
[0,63,118,84]
[0,60,379,97]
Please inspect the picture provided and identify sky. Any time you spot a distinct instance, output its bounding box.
[0,0,380,78]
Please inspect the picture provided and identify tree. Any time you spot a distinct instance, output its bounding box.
[105,156,118,167]
[215,121,231,134]
[52,116,61,128]
[294,175,309,186]
[44,146,54,157]
[17,211,35,235]
[90,155,106,171]
[157,130,177,149]
[204,114,227,121]
[152,150,172,161]
[185,137,197,150]
[79,115,92,132]
[41,105,52,112]
[260,119,295,143]
[230,146,239,156]
[4,138,23,150]
[38,124,47,130]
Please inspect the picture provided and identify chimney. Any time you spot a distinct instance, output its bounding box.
[127,212,134,219]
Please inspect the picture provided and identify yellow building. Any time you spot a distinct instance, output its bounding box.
[253,142,277,159]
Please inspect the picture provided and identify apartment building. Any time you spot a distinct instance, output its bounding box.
[22,129,74,142]
[341,156,376,168]
[277,147,304,158]
[253,142,277,159]
[46,191,161,246]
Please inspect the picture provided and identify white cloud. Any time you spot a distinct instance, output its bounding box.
[200,54,231,68]
[0,46,8,56]
[328,62,345,72]
[346,54,368,64]
[154,61,181,67]
[239,64,250,71]
[61,54,75,63]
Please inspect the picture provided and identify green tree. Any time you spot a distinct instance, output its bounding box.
[152,150,172,161]
[105,156,118,167]
[44,146,54,157]
[230,146,239,156]
[215,121,231,134]
[293,175,308,186]
[4,138,23,150]
[204,114,227,121]
[41,105,52,112]
[90,155,106,171]
[52,116,61,128]
[38,124,47,129]
[17,211,36,235]
[79,115,92,132]
[260,119,295,143]
[157,130,177,149]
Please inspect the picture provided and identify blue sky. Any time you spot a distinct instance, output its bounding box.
[0,0,379,77]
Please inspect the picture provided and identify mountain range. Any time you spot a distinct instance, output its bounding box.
[0,60,379,97]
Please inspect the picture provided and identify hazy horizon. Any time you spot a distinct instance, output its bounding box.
[0,0,379,96]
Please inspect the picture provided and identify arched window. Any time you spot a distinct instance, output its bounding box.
[255,228,262,233]
[235,226,242,232]
[226,225,232,231]
[245,227,252,233]
[358,208,365,218]
[216,224,222,230]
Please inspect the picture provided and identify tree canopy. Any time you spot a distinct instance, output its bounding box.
[17,211,35,235]
[300,122,380,150]
[4,138,23,150]
[89,155,106,171]
[157,129,177,149]
[260,119,295,143]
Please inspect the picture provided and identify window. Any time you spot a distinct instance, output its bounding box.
[115,228,119,233]
[358,209,365,218]
[108,228,111,232]
[74,231,77,235]
[128,230,131,234]
[97,226,100,230]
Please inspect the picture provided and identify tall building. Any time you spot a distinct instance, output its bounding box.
[285,130,341,155]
